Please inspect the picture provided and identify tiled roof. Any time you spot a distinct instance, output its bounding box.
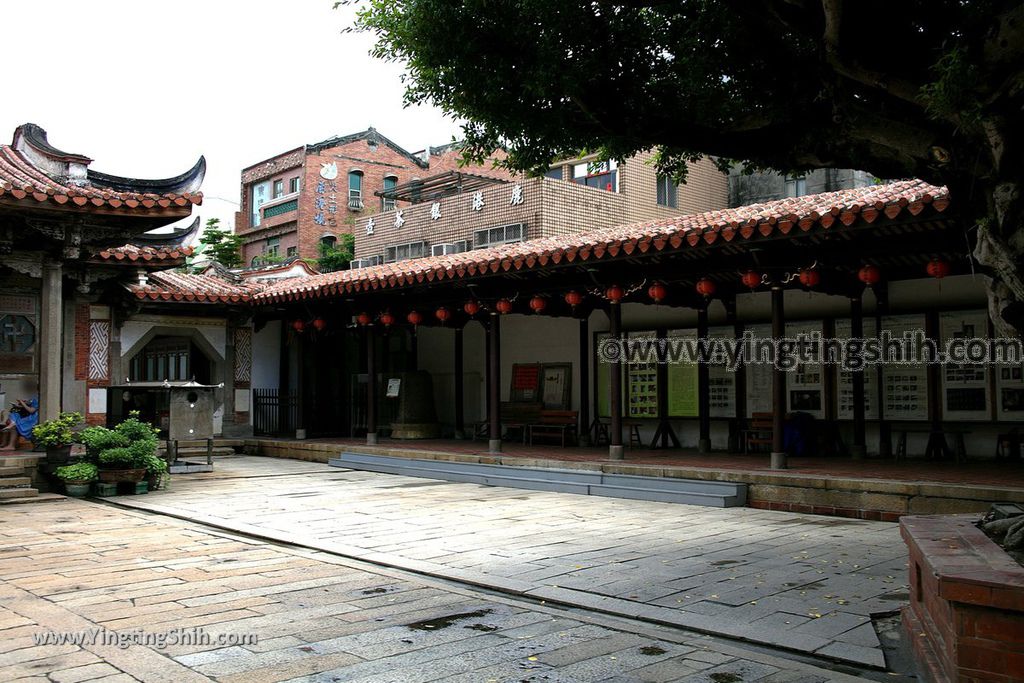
[255,179,950,304]
[0,124,203,211]
[94,244,194,264]
[127,271,263,304]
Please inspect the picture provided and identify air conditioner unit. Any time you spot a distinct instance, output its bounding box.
[347,198,364,211]
[431,243,455,256]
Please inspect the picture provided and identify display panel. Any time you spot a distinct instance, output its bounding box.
[880,314,929,421]
[745,323,773,416]
[708,326,738,418]
[835,318,879,420]
[666,329,699,417]
[940,310,991,421]
[785,321,825,419]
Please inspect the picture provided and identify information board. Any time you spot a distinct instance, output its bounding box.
[940,310,991,421]
[834,318,879,420]
[745,323,773,416]
[625,330,659,418]
[785,321,825,419]
[708,326,738,418]
[880,314,929,421]
[667,329,699,417]
[997,358,1024,421]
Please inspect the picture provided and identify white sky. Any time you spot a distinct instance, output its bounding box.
[1,0,462,233]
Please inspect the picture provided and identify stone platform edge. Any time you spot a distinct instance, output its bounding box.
[240,439,1024,520]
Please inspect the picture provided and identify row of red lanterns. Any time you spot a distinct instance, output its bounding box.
[291,318,327,333]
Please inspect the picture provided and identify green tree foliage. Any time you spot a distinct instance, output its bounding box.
[352,0,1024,333]
[317,233,355,273]
[197,217,243,269]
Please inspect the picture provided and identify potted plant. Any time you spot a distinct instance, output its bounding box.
[96,412,160,484]
[97,446,148,483]
[54,462,97,497]
[33,412,83,464]
[77,425,128,458]
[142,452,170,490]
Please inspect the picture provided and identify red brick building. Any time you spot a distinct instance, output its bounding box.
[236,129,510,268]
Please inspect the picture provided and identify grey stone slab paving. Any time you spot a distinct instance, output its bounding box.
[111,456,910,670]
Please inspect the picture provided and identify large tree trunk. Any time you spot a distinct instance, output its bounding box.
[973,179,1024,338]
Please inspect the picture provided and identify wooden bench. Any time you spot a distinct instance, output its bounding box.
[528,410,579,447]
[742,412,774,453]
[475,402,542,443]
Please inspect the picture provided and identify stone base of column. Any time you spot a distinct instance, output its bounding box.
[698,438,711,453]
[609,444,624,460]
[849,444,866,459]
[295,429,307,440]
[366,432,378,446]
[770,451,788,469]
[453,429,465,440]
[488,439,502,454]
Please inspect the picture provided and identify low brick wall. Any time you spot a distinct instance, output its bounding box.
[901,514,1024,683]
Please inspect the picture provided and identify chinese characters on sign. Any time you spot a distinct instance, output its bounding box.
[471,191,484,212]
[315,175,338,229]
[510,184,523,205]
[430,202,441,221]
[365,218,375,235]
[394,210,405,229]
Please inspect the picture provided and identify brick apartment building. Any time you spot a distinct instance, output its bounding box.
[235,129,509,267]
[352,150,729,263]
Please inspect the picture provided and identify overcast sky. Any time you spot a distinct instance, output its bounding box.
[1,0,461,232]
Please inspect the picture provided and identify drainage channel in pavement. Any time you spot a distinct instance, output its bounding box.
[92,496,919,683]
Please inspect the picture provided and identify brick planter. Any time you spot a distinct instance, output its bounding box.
[901,514,1024,683]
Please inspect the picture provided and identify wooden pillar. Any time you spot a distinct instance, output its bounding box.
[876,293,890,457]
[454,326,465,439]
[697,306,712,453]
[366,325,377,445]
[850,295,867,458]
[578,317,591,447]
[609,302,624,460]
[770,285,787,469]
[39,261,63,421]
[488,312,501,453]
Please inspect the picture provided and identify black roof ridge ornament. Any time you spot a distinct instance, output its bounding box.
[132,216,201,246]
[87,155,206,195]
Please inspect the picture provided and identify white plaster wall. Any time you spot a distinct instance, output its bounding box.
[252,321,281,389]
[120,315,226,360]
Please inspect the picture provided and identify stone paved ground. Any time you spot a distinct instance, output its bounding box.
[109,457,910,669]
[0,498,869,682]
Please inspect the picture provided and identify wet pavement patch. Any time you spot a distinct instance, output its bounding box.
[639,645,667,655]
[465,623,499,632]
[406,608,493,631]
[362,587,389,595]
[709,673,743,683]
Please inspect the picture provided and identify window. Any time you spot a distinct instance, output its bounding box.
[272,179,284,199]
[129,337,193,382]
[545,166,564,180]
[350,255,383,269]
[250,181,270,226]
[785,175,807,198]
[263,237,280,258]
[286,246,297,257]
[289,176,300,194]
[320,235,337,248]
[382,175,398,211]
[431,240,470,256]
[383,241,427,263]
[656,175,677,208]
[348,170,364,209]
[474,223,524,249]
[572,160,618,192]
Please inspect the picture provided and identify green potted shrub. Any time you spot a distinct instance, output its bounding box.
[96,413,160,484]
[33,412,83,464]
[54,462,97,497]
[142,452,170,490]
[97,446,148,483]
[77,425,128,458]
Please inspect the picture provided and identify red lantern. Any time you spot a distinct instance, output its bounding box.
[463,300,480,316]
[564,290,583,308]
[435,306,451,323]
[291,319,305,333]
[858,264,881,286]
[529,296,547,313]
[695,277,716,298]
[798,268,821,288]
[312,318,327,332]
[356,312,371,326]
[606,285,624,303]
[407,310,423,327]
[741,270,761,289]
[379,312,395,327]
[495,298,513,314]
[926,258,951,279]
[647,282,667,303]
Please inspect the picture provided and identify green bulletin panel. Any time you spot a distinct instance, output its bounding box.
[667,329,699,417]
[626,330,658,418]
[708,326,738,418]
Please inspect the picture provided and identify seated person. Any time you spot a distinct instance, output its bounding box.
[1,396,38,451]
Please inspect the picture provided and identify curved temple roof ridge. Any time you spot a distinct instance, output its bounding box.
[11,122,205,195]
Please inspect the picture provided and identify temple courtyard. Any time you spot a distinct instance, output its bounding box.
[0,455,923,681]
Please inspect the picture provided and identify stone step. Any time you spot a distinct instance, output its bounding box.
[0,487,38,500]
[0,476,32,488]
[331,452,747,508]
[157,446,237,458]
[0,454,43,468]
[0,492,65,505]
[0,466,25,476]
